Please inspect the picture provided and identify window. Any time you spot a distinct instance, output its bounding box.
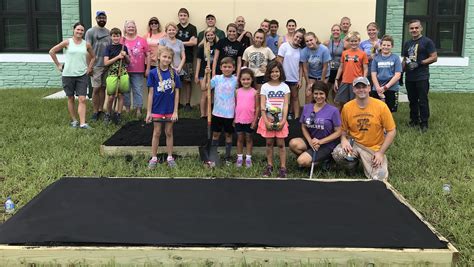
[403,0,465,57]
[0,0,62,52]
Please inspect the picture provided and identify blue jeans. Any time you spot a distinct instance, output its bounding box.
[124,73,144,108]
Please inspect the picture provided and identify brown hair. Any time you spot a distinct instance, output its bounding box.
[238,68,256,88]
[304,32,321,45]
[311,81,329,102]
[220,56,235,67]
[366,22,379,30]
[178,8,189,16]
[264,60,286,82]
[110,27,122,36]
[381,35,394,46]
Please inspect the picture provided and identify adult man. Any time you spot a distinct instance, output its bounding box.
[235,16,252,49]
[85,11,111,121]
[197,14,225,44]
[402,19,437,132]
[339,17,351,39]
[177,8,198,111]
[332,77,396,180]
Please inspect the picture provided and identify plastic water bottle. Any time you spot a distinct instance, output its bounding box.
[442,184,451,194]
[4,197,15,214]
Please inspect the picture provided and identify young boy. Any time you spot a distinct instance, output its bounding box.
[103,27,130,125]
[204,57,238,167]
[334,31,368,108]
[370,35,402,112]
[176,8,198,111]
[266,20,280,56]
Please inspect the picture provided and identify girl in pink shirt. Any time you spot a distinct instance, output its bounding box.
[234,68,258,168]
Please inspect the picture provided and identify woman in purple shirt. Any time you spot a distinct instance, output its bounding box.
[289,81,342,167]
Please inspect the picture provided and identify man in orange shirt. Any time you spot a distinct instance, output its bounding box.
[332,77,396,180]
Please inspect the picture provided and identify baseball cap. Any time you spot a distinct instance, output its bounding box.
[96,11,106,17]
[206,14,216,19]
[352,76,370,87]
[148,17,159,23]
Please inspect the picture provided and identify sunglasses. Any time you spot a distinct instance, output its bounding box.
[149,21,159,25]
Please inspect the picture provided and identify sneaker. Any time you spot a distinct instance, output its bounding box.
[236,157,243,168]
[184,104,192,112]
[70,120,79,128]
[262,165,273,177]
[224,157,232,166]
[112,113,122,125]
[178,103,184,109]
[245,158,252,168]
[91,112,99,122]
[79,124,93,130]
[287,113,294,120]
[148,158,158,169]
[420,124,428,133]
[103,113,111,125]
[278,167,287,178]
[167,158,177,168]
[205,161,216,168]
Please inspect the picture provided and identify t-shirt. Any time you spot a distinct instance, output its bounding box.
[197,43,217,78]
[278,42,301,82]
[403,36,436,82]
[242,45,275,77]
[197,28,226,44]
[123,36,148,73]
[85,26,111,67]
[177,23,198,63]
[359,39,381,59]
[327,39,344,70]
[235,87,257,124]
[239,33,252,50]
[300,44,331,79]
[340,49,369,84]
[300,103,341,149]
[215,38,243,75]
[371,53,402,91]
[341,98,396,151]
[210,74,238,118]
[159,38,185,72]
[143,32,166,66]
[266,34,280,56]
[104,44,129,76]
[147,68,182,115]
[261,82,290,121]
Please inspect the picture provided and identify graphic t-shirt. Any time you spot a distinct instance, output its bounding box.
[266,34,280,56]
[147,68,182,115]
[278,42,301,82]
[177,23,198,63]
[242,46,275,77]
[371,53,402,91]
[402,36,436,82]
[261,82,290,121]
[215,38,243,75]
[341,98,396,151]
[197,43,217,78]
[300,103,341,149]
[159,38,185,72]
[210,74,238,118]
[300,44,331,79]
[85,26,111,67]
[235,87,257,124]
[104,44,129,76]
[123,36,148,73]
[340,49,369,84]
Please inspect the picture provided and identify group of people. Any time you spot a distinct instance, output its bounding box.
[50,8,437,179]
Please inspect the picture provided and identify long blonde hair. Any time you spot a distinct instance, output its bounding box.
[198,27,218,47]
[156,46,176,93]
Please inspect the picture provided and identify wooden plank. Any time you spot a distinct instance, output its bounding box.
[101,144,271,156]
[0,245,455,266]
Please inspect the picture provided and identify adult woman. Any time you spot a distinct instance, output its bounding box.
[324,24,345,101]
[195,27,218,118]
[278,19,297,47]
[301,32,331,103]
[143,17,166,69]
[123,20,150,118]
[289,81,341,168]
[49,22,96,129]
[360,22,380,82]
[277,28,304,119]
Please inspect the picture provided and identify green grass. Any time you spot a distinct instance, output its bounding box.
[0,89,472,265]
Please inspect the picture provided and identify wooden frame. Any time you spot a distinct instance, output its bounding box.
[100,144,270,156]
[0,179,459,266]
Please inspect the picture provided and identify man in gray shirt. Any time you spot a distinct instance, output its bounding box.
[85,10,111,121]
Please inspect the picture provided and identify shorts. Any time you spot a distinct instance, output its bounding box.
[328,69,338,83]
[211,115,234,134]
[152,113,173,122]
[62,74,88,96]
[181,62,194,82]
[91,66,108,88]
[256,76,266,85]
[235,123,254,134]
[106,74,130,95]
[256,116,289,138]
[285,81,298,87]
[303,142,336,163]
[334,83,354,104]
[370,90,399,112]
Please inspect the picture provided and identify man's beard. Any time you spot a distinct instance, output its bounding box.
[97,21,106,27]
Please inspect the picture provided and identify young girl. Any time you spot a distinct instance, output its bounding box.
[195,27,218,119]
[212,23,243,77]
[234,68,258,168]
[159,23,186,76]
[146,47,182,169]
[278,19,297,47]
[257,61,290,178]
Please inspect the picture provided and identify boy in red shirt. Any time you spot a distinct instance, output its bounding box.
[334,31,368,109]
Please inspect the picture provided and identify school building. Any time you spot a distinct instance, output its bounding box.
[0,0,472,96]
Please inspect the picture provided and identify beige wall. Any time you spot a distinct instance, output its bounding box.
[92,0,376,106]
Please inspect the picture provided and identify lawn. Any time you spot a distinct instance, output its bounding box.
[0,89,472,265]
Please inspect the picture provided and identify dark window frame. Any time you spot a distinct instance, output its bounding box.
[403,0,466,57]
[0,0,62,52]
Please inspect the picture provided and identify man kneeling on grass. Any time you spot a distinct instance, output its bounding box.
[332,77,396,180]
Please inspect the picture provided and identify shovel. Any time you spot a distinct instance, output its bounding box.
[309,149,318,179]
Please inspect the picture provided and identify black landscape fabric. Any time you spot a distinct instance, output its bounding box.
[103,119,302,147]
[0,178,447,249]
